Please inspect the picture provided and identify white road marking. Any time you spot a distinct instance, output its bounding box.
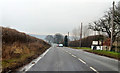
[66,51,68,52]
[90,67,99,73]
[63,48,99,73]
[25,64,34,71]
[78,58,86,64]
[41,49,50,57]
[71,54,76,58]
[35,57,42,63]
[20,48,50,72]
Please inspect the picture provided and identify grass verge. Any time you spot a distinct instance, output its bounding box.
[2,49,49,73]
[70,47,91,50]
[84,50,120,60]
[2,53,34,70]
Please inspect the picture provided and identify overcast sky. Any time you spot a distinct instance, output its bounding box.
[0,0,119,35]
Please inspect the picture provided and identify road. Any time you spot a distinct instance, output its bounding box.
[27,47,119,73]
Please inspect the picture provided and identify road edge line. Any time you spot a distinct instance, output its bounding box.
[20,47,51,72]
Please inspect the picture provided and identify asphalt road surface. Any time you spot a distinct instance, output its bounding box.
[27,47,120,73]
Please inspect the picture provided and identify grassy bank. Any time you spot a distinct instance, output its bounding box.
[71,47,91,50]
[84,50,120,60]
[2,27,50,73]
[70,47,120,60]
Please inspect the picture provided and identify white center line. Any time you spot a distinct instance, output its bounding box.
[63,49,99,73]
[90,67,99,73]
[66,51,68,52]
[72,54,76,58]
[78,58,86,64]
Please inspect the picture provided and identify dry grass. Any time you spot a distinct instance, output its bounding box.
[2,27,50,73]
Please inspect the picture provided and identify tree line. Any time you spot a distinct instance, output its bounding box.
[45,33,68,46]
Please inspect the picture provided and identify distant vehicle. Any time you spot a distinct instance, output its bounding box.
[58,44,63,47]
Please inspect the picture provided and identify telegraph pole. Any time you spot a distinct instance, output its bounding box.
[68,32,69,47]
[80,23,82,47]
[110,1,115,51]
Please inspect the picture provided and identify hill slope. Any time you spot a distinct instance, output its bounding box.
[2,27,50,73]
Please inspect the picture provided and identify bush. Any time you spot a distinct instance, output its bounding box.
[2,27,51,73]
[69,35,104,47]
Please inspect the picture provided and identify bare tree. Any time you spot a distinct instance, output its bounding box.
[54,33,63,44]
[72,27,79,41]
[83,25,91,38]
[45,35,54,44]
[89,2,120,43]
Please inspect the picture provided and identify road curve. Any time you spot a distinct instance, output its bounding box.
[27,47,119,73]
